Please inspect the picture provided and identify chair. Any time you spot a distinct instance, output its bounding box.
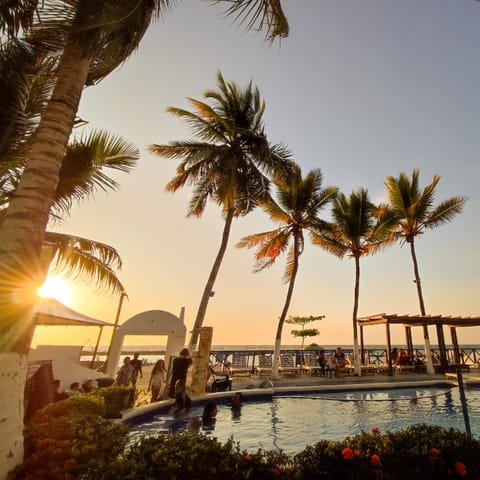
[280,354,301,377]
[228,352,251,378]
[256,354,274,378]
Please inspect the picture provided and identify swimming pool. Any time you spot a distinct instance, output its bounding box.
[127,384,480,454]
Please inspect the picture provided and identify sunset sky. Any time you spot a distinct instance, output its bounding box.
[33,1,480,350]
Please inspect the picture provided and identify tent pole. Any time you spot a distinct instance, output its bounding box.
[90,326,103,369]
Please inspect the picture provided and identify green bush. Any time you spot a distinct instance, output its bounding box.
[8,399,128,480]
[90,386,135,418]
[293,424,480,479]
[88,432,293,480]
[9,414,480,479]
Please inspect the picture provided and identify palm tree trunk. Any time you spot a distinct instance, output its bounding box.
[352,255,361,376]
[0,39,91,474]
[188,208,235,351]
[409,240,434,374]
[272,234,300,378]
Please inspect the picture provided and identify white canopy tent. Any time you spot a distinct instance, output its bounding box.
[34,297,113,367]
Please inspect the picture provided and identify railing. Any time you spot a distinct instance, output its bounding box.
[80,347,480,371]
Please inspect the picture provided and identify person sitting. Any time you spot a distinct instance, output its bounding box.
[66,382,82,396]
[170,380,191,415]
[316,350,327,375]
[333,347,346,377]
[396,349,411,366]
[81,379,96,393]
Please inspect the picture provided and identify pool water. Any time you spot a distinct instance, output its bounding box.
[128,386,480,454]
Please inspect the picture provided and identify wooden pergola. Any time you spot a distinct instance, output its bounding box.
[357,313,480,375]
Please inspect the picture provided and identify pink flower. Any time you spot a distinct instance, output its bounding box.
[342,447,354,460]
[455,462,467,477]
[371,454,381,466]
[371,426,380,434]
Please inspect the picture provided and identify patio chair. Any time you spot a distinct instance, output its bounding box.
[256,354,274,378]
[280,354,301,377]
[227,352,251,378]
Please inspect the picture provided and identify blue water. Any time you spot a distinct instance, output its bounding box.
[128,386,480,454]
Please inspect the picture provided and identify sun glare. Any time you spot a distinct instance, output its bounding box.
[38,276,73,304]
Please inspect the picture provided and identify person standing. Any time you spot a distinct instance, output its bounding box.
[131,353,143,387]
[148,359,166,402]
[116,356,135,387]
[168,348,192,397]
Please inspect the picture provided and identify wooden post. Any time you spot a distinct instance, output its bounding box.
[189,327,213,395]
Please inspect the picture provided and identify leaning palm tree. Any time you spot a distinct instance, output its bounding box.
[385,169,466,373]
[311,189,396,376]
[150,71,293,351]
[237,166,338,378]
[0,3,290,473]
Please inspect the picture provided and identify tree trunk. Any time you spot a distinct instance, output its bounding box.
[0,353,29,480]
[272,234,300,378]
[352,255,361,376]
[0,39,91,473]
[409,240,434,374]
[188,208,235,351]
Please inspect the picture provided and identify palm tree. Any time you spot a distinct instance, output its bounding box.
[385,169,466,373]
[0,3,290,473]
[150,71,292,350]
[237,166,338,378]
[312,189,396,375]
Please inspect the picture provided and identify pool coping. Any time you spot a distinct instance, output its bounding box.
[122,377,458,425]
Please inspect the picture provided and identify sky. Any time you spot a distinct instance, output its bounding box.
[33,1,480,350]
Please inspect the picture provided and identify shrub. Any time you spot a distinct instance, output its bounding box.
[8,399,128,480]
[293,424,480,479]
[88,432,293,480]
[89,386,135,418]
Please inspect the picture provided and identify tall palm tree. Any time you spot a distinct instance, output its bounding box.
[0,3,290,474]
[150,71,292,350]
[237,166,338,378]
[311,189,396,375]
[385,169,466,373]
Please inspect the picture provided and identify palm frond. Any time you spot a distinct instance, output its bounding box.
[212,0,289,41]
[44,231,125,294]
[426,196,466,228]
[53,129,139,216]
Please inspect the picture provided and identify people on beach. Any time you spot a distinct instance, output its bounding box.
[333,347,346,377]
[148,359,166,402]
[168,348,193,397]
[170,380,191,415]
[131,353,143,387]
[116,356,135,387]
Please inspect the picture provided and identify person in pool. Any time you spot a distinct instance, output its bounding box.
[170,380,191,415]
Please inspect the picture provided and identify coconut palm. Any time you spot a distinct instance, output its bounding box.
[150,71,292,350]
[0,2,290,473]
[385,169,466,373]
[237,166,338,378]
[311,189,396,375]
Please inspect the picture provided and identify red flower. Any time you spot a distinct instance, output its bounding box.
[243,454,252,462]
[64,458,77,468]
[342,448,354,460]
[455,462,467,477]
[430,448,440,455]
[371,454,381,466]
[35,438,53,449]
[354,449,361,457]
[272,468,280,476]
[371,427,380,434]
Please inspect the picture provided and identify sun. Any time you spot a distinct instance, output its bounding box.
[38,275,73,304]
